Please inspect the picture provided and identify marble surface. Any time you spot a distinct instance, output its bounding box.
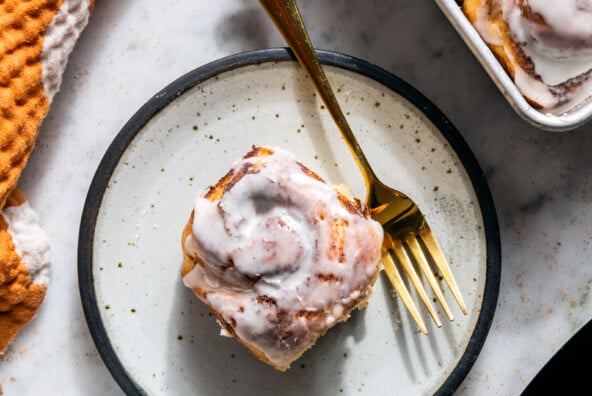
[1,1,591,395]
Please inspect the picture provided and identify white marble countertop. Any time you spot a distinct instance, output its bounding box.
[1,1,591,395]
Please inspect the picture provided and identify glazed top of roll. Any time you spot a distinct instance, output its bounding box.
[471,0,592,111]
[515,0,592,59]
[182,146,383,368]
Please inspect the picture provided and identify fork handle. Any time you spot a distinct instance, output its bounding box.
[259,0,379,186]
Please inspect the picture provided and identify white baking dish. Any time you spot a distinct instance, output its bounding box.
[435,0,592,132]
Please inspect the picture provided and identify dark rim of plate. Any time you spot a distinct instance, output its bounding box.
[78,48,501,396]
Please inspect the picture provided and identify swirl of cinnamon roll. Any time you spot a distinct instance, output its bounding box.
[518,0,592,60]
[463,0,592,111]
[181,146,383,371]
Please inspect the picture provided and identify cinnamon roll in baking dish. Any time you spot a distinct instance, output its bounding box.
[462,0,592,112]
[181,146,383,371]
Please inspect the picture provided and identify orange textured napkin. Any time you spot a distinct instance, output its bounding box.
[0,187,50,354]
[0,0,93,354]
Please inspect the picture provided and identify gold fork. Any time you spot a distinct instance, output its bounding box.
[260,0,468,334]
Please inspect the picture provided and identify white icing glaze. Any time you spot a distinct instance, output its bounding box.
[183,146,383,368]
[4,201,51,287]
[472,0,592,112]
[41,0,91,101]
[527,0,592,57]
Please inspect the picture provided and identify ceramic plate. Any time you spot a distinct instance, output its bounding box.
[78,48,500,396]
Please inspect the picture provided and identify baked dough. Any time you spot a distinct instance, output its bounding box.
[181,146,384,371]
[462,0,592,112]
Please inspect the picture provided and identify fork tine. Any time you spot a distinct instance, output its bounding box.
[419,225,468,315]
[386,235,442,329]
[406,235,455,321]
[381,240,429,335]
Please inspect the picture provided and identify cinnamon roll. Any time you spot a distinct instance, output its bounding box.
[462,0,592,112]
[181,146,384,371]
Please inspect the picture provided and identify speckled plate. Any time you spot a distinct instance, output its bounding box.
[78,48,500,396]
